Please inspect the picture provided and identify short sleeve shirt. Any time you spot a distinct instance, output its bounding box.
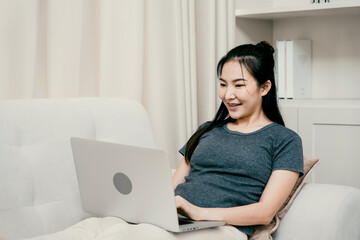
[174,122,303,236]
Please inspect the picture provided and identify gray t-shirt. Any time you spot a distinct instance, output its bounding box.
[174,122,303,236]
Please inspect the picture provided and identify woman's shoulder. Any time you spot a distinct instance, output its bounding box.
[268,123,302,141]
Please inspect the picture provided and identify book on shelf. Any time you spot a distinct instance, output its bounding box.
[276,39,312,99]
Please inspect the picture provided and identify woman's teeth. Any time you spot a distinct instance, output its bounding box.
[229,103,241,107]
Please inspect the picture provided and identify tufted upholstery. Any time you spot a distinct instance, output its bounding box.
[0,98,157,240]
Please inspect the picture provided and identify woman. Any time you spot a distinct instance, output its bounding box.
[173,41,303,239]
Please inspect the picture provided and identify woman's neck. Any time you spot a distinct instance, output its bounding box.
[228,111,272,133]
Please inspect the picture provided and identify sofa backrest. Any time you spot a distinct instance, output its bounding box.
[0,98,157,240]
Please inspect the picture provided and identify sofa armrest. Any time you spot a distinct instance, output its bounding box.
[273,183,360,240]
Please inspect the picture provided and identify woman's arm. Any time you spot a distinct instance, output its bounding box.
[176,169,299,226]
[172,157,191,190]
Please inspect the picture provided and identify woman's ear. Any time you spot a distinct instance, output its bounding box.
[261,80,272,96]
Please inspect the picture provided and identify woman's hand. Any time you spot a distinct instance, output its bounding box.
[175,196,206,221]
[174,170,299,226]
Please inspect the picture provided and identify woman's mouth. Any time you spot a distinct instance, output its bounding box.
[227,103,242,110]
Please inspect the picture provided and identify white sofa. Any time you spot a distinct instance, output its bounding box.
[1,98,359,240]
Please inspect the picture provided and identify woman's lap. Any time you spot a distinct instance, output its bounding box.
[24,217,248,240]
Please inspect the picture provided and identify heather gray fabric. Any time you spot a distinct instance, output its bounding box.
[174,122,303,236]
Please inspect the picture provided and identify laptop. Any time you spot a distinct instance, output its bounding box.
[70,137,225,232]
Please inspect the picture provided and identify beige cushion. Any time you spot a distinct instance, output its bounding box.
[249,157,320,240]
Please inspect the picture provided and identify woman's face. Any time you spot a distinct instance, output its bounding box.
[218,60,268,122]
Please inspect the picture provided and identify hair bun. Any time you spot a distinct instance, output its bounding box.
[257,41,275,55]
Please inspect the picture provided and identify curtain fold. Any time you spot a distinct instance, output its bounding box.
[0,0,39,98]
[179,0,198,140]
[98,0,144,101]
[0,0,234,167]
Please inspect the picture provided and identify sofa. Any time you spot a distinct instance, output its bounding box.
[1,98,359,240]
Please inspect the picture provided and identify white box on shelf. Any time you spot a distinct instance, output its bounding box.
[287,40,312,99]
[276,40,286,99]
[276,39,312,99]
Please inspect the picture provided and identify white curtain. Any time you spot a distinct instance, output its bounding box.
[0,0,235,167]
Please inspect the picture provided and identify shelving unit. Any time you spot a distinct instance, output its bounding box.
[235,0,360,100]
[235,1,360,19]
[235,0,360,188]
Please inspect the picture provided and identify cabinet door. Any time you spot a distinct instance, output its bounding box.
[298,107,360,188]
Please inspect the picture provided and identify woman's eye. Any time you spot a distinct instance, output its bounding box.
[220,83,226,87]
[235,84,244,88]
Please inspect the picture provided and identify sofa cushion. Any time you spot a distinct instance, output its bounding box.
[0,98,157,240]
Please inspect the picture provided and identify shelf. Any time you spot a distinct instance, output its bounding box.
[279,99,360,108]
[235,1,360,19]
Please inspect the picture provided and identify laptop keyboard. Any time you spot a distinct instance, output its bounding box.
[178,218,194,225]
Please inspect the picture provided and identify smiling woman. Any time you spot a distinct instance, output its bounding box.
[173,41,303,238]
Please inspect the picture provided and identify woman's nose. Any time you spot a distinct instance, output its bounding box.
[225,87,236,100]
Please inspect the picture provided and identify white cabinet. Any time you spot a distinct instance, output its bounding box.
[280,100,360,188]
[235,1,360,188]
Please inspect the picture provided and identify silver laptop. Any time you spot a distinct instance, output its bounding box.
[70,137,225,232]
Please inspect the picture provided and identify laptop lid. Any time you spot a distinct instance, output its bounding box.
[71,137,225,232]
[71,137,181,232]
